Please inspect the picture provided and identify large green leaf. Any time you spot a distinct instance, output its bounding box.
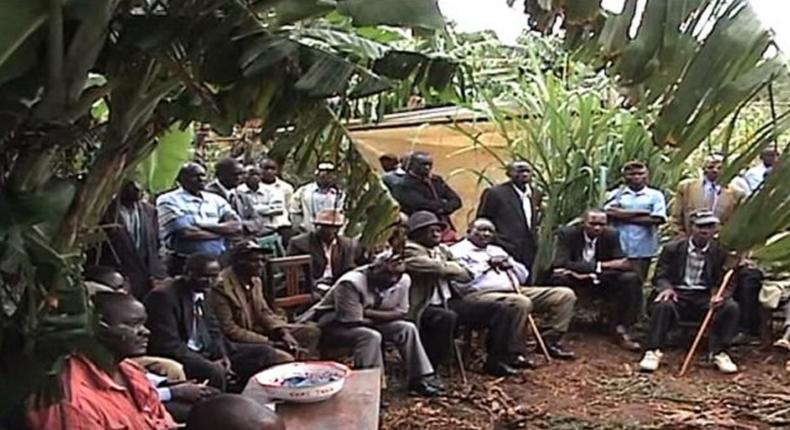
[336,0,445,30]
[137,122,194,195]
[0,0,46,76]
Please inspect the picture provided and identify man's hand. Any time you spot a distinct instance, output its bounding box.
[553,268,592,282]
[214,356,234,378]
[489,256,511,271]
[710,295,725,309]
[170,382,217,403]
[279,330,300,351]
[654,288,678,303]
[601,259,630,271]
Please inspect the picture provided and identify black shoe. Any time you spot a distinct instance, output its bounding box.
[408,378,444,397]
[543,344,576,360]
[507,354,537,369]
[484,360,519,377]
[425,373,445,390]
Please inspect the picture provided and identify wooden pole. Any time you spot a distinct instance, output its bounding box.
[678,269,736,377]
[505,270,552,363]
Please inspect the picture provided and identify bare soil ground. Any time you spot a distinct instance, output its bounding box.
[380,332,790,430]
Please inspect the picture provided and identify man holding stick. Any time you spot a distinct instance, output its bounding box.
[639,211,740,374]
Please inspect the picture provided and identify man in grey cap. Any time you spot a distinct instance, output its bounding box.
[297,251,443,397]
[639,210,740,374]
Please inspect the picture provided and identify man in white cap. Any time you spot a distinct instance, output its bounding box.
[290,161,346,232]
[639,210,740,374]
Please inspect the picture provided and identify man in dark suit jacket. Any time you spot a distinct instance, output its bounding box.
[91,181,166,300]
[639,211,740,374]
[145,254,280,391]
[205,157,268,239]
[549,209,643,351]
[476,161,542,271]
[391,151,462,242]
[286,209,361,292]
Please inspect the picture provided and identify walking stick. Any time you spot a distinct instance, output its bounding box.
[505,270,552,363]
[436,282,468,385]
[678,269,736,377]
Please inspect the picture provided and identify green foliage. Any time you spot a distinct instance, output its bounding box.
[137,122,195,195]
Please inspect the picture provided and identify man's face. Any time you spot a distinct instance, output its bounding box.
[98,299,150,358]
[186,261,221,293]
[119,181,142,205]
[762,150,778,168]
[703,160,722,182]
[468,220,495,248]
[624,167,648,188]
[180,165,207,193]
[235,252,266,277]
[415,224,442,248]
[583,212,607,238]
[261,160,279,183]
[315,224,340,242]
[245,168,261,189]
[410,155,433,178]
[219,162,245,188]
[507,163,531,186]
[691,223,717,244]
[370,260,406,289]
[316,170,335,188]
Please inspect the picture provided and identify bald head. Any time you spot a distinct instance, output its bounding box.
[506,160,531,187]
[178,162,207,194]
[186,394,285,430]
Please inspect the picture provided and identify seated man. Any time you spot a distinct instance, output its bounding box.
[287,209,360,292]
[210,242,321,361]
[548,208,643,351]
[26,292,176,429]
[145,254,281,391]
[639,211,740,374]
[451,218,577,360]
[404,211,532,377]
[298,251,442,397]
[186,394,285,430]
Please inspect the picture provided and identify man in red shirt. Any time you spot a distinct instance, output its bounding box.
[26,292,178,430]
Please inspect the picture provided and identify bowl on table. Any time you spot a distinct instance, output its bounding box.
[254,361,351,403]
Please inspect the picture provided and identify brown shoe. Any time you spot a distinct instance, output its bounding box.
[617,333,641,351]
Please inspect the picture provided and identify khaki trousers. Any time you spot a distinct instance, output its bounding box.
[467,286,577,341]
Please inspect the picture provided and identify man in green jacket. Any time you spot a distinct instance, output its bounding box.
[404,211,532,377]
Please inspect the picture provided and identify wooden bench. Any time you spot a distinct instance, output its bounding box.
[264,255,314,320]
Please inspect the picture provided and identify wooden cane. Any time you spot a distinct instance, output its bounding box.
[678,269,736,377]
[505,270,552,363]
[435,281,468,385]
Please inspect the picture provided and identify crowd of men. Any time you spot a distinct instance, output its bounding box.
[25,147,784,428]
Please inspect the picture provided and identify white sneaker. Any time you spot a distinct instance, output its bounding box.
[638,350,663,372]
[712,352,738,374]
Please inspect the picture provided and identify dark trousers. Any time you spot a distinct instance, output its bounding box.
[180,352,227,390]
[419,298,528,368]
[645,289,740,353]
[629,258,652,284]
[549,270,643,328]
[180,343,280,392]
[732,267,763,336]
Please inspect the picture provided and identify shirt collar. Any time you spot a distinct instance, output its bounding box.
[512,183,532,197]
[622,186,647,196]
[583,232,597,245]
[688,238,710,254]
[703,178,720,191]
[177,187,204,201]
[192,292,205,302]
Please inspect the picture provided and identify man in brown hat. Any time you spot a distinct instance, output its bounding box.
[209,242,321,362]
[287,209,361,292]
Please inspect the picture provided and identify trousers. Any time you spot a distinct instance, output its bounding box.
[645,289,740,353]
[321,320,434,381]
[549,270,643,328]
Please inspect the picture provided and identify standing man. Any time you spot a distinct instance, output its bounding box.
[290,161,346,232]
[205,157,267,239]
[392,151,462,242]
[382,152,410,191]
[92,180,166,299]
[287,209,360,292]
[743,148,779,194]
[237,159,295,245]
[298,252,443,397]
[670,153,745,237]
[404,211,532,376]
[476,160,542,270]
[451,218,577,360]
[604,161,667,282]
[157,162,242,276]
[145,254,281,391]
[549,209,643,351]
[26,293,177,430]
[210,242,321,361]
[639,211,740,374]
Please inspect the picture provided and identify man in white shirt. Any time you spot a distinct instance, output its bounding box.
[743,148,779,194]
[290,162,346,232]
[237,159,295,244]
[451,218,577,360]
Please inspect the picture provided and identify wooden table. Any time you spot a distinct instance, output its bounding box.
[242,368,381,430]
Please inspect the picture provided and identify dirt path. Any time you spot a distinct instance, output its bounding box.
[381,333,790,429]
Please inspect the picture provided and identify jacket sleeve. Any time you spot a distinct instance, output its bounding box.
[391,180,444,214]
[476,187,496,219]
[144,289,194,361]
[404,244,473,283]
[208,291,271,344]
[435,176,462,215]
[552,228,595,273]
[652,245,674,291]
